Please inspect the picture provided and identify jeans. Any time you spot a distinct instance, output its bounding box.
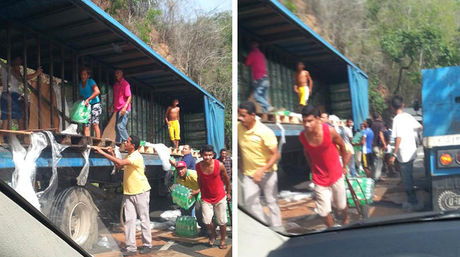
[253,77,272,112]
[398,160,417,204]
[349,153,357,177]
[180,199,206,233]
[115,111,129,143]
[372,146,384,180]
[242,171,282,227]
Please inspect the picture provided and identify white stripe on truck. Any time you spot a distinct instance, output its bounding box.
[424,134,460,148]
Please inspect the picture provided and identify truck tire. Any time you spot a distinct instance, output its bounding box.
[50,187,98,250]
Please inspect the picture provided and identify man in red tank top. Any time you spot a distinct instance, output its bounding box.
[191,145,231,249]
[299,105,351,227]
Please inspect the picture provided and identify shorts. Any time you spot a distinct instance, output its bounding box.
[314,176,347,217]
[363,153,373,168]
[168,120,180,141]
[84,102,102,127]
[202,196,227,225]
[298,86,310,106]
[1,91,24,120]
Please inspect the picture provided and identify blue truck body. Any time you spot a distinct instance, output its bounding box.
[422,66,460,210]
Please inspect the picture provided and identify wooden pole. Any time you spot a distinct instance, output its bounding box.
[23,32,29,130]
[49,41,54,129]
[37,35,42,129]
[60,47,66,131]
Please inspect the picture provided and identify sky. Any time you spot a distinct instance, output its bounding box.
[190,0,232,14]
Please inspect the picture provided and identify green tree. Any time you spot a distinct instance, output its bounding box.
[368,80,387,117]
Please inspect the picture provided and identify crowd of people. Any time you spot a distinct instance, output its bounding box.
[95,142,232,255]
[0,59,188,150]
[238,95,423,229]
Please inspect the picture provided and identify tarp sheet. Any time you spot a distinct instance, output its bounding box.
[348,65,369,131]
[204,96,225,152]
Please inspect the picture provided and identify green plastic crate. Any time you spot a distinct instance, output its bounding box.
[345,177,375,207]
[175,216,197,237]
[172,184,196,210]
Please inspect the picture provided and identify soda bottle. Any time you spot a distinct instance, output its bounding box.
[185,218,190,236]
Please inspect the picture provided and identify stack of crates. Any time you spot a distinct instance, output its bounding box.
[175,216,198,237]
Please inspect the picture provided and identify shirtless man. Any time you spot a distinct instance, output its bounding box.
[165,99,180,149]
[293,62,313,108]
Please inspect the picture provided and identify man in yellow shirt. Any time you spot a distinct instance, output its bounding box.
[238,101,282,229]
[174,161,206,235]
[95,135,152,256]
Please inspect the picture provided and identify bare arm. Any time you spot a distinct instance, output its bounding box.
[94,147,131,167]
[361,134,366,145]
[379,131,387,149]
[26,67,42,80]
[122,95,132,111]
[306,71,313,93]
[330,127,351,170]
[220,162,231,199]
[253,146,280,183]
[293,73,299,93]
[263,146,280,173]
[84,84,100,106]
[165,107,171,124]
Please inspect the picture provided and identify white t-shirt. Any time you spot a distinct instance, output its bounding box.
[392,112,422,163]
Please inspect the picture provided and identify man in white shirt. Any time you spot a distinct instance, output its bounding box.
[389,96,423,211]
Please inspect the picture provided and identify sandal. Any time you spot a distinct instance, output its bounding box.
[219,243,227,249]
[209,237,216,247]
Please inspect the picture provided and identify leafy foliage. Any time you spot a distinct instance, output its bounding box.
[288,0,460,113]
[98,0,232,148]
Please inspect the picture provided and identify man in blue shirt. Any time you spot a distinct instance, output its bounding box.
[361,121,374,178]
[170,144,195,170]
[181,145,195,170]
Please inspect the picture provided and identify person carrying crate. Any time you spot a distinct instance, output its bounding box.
[174,161,206,235]
[299,105,351,227]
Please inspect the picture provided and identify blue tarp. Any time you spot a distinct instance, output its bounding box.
[204,96,225,152]
[348,65,369,130]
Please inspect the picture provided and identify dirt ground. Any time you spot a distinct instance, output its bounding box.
[276,148,430,234]
[92,224,232,257]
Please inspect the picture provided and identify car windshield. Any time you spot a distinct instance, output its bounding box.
[237,0,460,237]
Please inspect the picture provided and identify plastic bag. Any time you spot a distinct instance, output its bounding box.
[70,101,90,123]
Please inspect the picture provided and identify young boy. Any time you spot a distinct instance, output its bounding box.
[165,99,180,149]
[293,62,313,108]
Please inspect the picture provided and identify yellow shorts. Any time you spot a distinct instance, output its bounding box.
[168,120,180,141]
[298,86,310,106]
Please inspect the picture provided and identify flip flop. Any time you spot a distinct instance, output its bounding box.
[209,237,216,247]
[219,243,227,249]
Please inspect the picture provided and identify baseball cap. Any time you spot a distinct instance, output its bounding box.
[176,161,187,168]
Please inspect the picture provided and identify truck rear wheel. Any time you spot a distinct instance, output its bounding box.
[50,187,98,250]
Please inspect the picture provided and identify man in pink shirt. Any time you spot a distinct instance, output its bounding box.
[112,69,132,143]
[245,41,274,113]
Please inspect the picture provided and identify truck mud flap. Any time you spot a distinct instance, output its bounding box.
[432,175,460,211]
